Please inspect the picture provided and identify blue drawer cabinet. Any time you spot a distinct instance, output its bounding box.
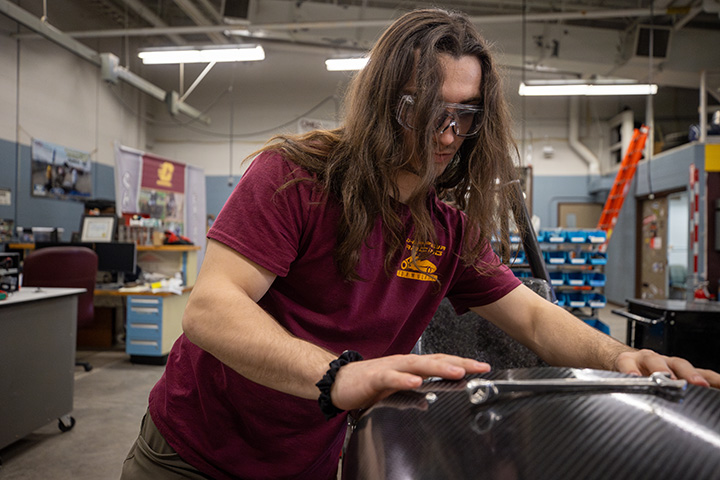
[125,291,191,363]
[126,296,163,356]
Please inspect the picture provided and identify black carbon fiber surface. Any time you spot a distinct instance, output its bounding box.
[343,368,720,480]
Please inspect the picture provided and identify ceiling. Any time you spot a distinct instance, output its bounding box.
[5,0,720,109]
[18,0,720,40]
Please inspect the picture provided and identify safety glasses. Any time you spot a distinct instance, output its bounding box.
[396,94,484,138]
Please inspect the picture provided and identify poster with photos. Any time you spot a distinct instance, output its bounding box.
[31,138,92,200]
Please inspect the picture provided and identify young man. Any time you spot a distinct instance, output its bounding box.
[121,8,720,480]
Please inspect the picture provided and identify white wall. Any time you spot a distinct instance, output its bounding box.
[0,15,18,142]
[0,29,146,165]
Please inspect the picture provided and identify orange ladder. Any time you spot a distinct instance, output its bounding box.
[597,125,649,243]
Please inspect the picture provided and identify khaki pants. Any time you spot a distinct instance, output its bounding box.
[120,411,212,479]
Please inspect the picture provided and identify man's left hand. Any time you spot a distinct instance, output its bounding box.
[615,349,720,388]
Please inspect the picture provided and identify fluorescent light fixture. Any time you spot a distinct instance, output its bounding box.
[325,57,369,71]
[519,82,658,96]
[138,45,265,64]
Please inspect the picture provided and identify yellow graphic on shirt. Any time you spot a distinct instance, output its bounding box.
[396,239,446,282]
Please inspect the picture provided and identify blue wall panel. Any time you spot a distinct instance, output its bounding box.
[206,176,240,219]
[532,175,594,229]
[94,163,116,201]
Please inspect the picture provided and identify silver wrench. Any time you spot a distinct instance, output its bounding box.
[466,371,687,405]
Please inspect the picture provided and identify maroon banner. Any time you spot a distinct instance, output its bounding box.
[141,153,185,193]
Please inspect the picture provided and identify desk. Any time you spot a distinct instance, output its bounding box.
[0,287,84,450]
[9,243,200,286]
[10,243,199,349]
[94,288,192,365]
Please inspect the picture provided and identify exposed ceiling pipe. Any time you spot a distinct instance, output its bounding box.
[568,96,601,176]
[120,0,187,45]
[101,53,210,124]
[0,0,100,65]
[30,7,678,40]
[0,0,209,124]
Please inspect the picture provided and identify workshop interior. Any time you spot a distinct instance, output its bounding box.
[1,0,720,478]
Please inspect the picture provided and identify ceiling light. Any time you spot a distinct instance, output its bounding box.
[325,57,369,71]
[138,45,265,64]
[518,82,658,96]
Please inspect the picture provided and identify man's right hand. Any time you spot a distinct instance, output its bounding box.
[330,353,491,411]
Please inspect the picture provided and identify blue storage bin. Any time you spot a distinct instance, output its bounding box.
[567,251,587,265]
[566,271,585,286]
[585,272,606,287]
[582,318,610,335]
[513,270,529,278]
[586,293,607,308]
[543,230,566,243]
[556,293,567,307]
[549,271,565,286]
[567,292,586,308]
[536,231,547,243]
[509,250,526,265]
[546,251,567,264]
[509,233,521,244]
[566,230,587,243]
[587,252,607,265]
[587,230,608,244]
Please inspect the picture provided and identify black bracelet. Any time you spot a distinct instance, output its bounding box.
[315,350,364,420]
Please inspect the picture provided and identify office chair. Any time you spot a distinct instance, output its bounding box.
[22,246,99,371]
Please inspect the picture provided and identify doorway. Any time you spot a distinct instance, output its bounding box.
[667,192,690,299]
[636,190,689,299]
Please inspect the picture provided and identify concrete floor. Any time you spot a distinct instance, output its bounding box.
[597,301,629,344]
[0,350,163,480]
[0,304,630,479]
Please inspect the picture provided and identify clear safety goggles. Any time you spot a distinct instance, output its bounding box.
[396,94,484,138]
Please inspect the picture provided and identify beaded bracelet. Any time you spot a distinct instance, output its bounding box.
[315,350,364,420]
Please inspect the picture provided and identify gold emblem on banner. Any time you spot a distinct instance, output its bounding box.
[157,162,174,187]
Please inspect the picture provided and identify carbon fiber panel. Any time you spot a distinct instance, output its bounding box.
[343,367,720,480]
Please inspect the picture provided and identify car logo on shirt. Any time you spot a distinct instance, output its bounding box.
[397,257,438,282]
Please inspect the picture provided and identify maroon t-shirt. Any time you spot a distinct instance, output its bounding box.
[149,151,521,479]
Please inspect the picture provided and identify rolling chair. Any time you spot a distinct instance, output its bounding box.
[22,246,99,371]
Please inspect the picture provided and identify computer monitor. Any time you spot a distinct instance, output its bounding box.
[93,243,137,275]
[35,242,137,285]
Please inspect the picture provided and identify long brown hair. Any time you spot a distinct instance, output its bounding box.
[256,8,520,281]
